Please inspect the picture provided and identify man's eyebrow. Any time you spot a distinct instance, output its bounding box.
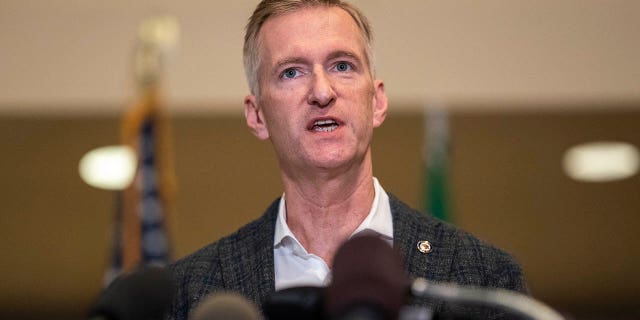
[274,57,309,70]
[326,50,362,63]
[273,50,363,70]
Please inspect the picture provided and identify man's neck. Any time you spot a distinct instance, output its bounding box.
[280,161,376,267]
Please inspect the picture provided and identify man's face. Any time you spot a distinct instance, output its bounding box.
[244,6,387,175]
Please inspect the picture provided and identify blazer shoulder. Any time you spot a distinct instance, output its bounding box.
[448,226,528,293]
[388,194,527,293]
[167,240,223,320]
[170,197,280,277]
[167,198,281,320]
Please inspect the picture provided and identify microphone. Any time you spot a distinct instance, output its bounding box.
[262,286,325,320]
[324,234,565,320]
[88,266,176,320]
[410,279,565,320]
[190,292,262,320]
[325,234,410,320]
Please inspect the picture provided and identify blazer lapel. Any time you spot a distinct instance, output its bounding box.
[389,194,456,282]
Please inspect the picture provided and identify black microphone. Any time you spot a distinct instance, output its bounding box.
[263,286,325,320]
[88,266,176,320]
[190,292,262,320]
[325,234,410,320]
[320,234,565,320]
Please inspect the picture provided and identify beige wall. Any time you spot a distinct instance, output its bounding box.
[1,106,639,319]
[1,0,640,115]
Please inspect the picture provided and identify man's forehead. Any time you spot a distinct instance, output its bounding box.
[256,6,368,64]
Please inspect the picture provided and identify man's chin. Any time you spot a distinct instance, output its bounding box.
[308,153,368,174]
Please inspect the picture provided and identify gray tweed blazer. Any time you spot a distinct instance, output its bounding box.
[168,194,528,319]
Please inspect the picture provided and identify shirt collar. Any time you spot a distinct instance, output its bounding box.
[273,194,300,250]
[274,177,393,247]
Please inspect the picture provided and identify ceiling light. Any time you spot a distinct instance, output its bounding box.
[79,145,137,190]
[562,141,639,182]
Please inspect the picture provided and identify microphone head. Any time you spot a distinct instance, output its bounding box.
[326,234,409,320]
[89,266,176,320]
[263,286,324,320]
[190,292,262,320]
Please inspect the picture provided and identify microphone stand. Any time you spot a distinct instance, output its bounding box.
[410,278,565,320]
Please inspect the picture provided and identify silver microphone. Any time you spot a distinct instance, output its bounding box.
[411,278,564,320]
[189,292,262,320]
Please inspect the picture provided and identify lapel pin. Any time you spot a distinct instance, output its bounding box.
[417,240,432,254]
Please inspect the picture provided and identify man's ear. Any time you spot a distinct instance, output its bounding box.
[244,94,270,140]
[372,80,388,128]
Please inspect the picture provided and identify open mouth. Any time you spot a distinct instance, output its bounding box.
[309,118,340,132]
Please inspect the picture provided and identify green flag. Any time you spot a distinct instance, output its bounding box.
[422,108,452,222]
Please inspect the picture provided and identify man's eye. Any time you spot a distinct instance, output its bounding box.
[336,62,351,72]
[282,68,298,79]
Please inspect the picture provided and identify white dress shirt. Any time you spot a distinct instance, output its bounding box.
[273,177,393,291]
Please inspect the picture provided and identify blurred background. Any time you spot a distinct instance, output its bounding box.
[1,1,639,319]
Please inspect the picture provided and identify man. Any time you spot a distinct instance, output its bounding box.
[168,1,527,319]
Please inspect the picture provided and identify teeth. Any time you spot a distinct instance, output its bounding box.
[314,124,338,132]
[311,119,339,132]
[315,119,337,126]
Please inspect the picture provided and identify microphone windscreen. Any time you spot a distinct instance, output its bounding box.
[263,286,324,320]
[326,234,409,320]
[190,292,262,320]
[89,266,176,320]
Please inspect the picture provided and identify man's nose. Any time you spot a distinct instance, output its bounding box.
[307,69,336,108]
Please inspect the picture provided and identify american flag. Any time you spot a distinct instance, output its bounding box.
[104,89,175,286]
